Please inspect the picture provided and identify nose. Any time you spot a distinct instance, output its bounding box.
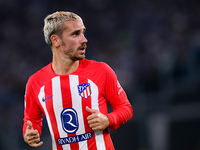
[81,34,88,43]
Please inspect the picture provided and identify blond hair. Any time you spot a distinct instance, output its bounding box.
[43,11,82,46]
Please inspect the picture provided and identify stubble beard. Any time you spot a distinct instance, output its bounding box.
[63,49,85,61]
[71,53,85,61]
[62,41,86,61]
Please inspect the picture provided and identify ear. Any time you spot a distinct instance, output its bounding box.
[51,35,60,47]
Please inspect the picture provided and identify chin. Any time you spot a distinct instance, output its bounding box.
[79,54,86,59]
[72,56,85,61]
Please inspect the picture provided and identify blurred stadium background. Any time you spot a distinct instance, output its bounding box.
[0,0,200,149]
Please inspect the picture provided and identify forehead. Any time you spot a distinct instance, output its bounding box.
[64,20,85,32]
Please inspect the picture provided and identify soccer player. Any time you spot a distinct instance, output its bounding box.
[23,11,133,150]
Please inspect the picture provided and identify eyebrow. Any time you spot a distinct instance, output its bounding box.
[71,28,86,35]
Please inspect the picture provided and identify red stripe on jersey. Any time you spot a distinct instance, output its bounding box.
[60,76,79,150]
[44,81,63,150]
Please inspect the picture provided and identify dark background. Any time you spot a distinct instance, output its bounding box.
[0,0,200,150]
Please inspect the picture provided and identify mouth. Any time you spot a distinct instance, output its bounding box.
[79,45,87,52]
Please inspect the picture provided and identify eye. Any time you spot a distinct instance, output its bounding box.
[72,31,80,37]
[73,33,78,37]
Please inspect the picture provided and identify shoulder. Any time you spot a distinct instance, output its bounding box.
[81,59,112,71]
[80,59,116,79]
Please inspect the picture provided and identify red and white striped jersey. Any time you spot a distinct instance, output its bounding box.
[23,59,133,150]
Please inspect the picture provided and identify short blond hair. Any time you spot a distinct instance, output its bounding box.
[43,11,82,46]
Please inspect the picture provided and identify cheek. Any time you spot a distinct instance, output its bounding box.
[62,38,79,51]
[69,41,79,50]
[62,41,75,50]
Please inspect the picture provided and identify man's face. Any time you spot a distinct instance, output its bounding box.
[60,20,88,61]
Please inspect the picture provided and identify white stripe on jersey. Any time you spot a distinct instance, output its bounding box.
[52,76,71,150]
[89,79,106,150]
[69,75,88,150]
[38,86,57,150]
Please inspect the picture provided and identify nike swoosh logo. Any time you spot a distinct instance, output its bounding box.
[42,95,53,102]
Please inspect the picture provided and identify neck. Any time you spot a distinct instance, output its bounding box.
[52,55,80,75]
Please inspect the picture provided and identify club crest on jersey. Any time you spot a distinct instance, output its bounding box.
[77,83,92,99]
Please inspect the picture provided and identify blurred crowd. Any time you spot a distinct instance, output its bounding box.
[0,0,200,150]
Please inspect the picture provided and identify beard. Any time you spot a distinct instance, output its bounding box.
[70,53,85,61]
[62,41,86,61]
